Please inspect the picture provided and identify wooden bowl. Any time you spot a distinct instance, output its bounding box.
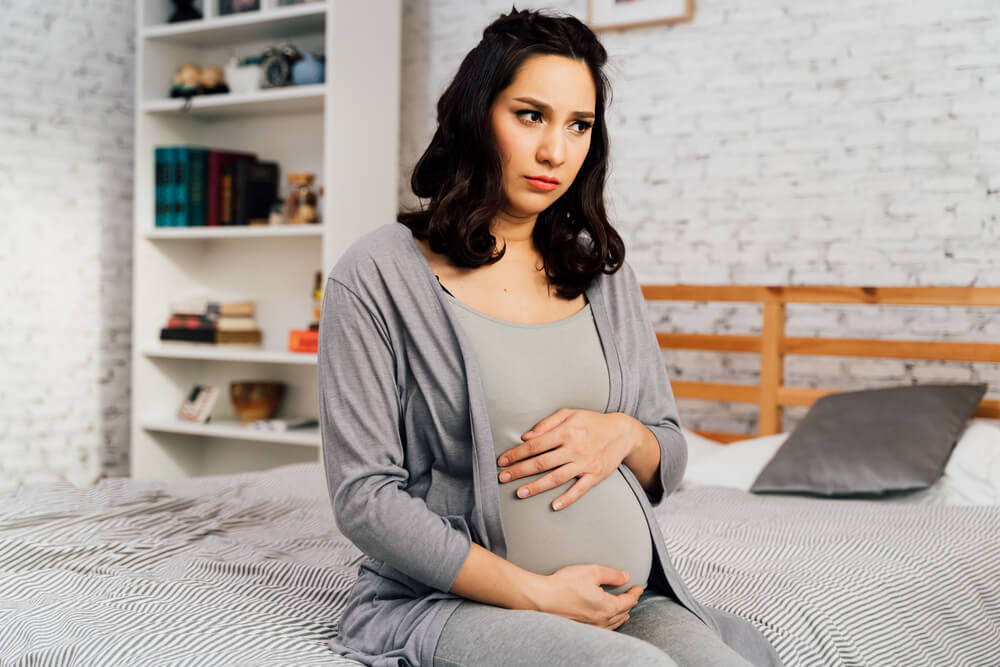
[230,381,285,422]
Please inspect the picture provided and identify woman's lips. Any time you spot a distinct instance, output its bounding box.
[525,176,558,191]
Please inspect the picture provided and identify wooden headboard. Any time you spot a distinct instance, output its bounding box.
[641,285,1000,444]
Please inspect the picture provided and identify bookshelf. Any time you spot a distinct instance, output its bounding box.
[131,0,402,481]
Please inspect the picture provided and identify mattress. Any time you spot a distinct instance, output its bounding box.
[1,461,998,666]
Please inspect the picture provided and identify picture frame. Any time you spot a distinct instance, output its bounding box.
[587,0,694,32]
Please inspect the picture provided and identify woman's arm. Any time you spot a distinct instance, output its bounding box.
[449,541,547,610]
[619,262,689,507]
[318,278,473,593]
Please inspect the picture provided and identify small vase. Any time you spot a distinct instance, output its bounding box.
[292,52,324,86]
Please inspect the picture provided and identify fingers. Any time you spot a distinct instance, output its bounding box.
[501,447,564,479]
[550,474,596,511]
[505,462,578,501]
[597,566,630,587]
[606,610,630,630]
[613,585,643,615]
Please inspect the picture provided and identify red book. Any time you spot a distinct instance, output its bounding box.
[206,150,257,226]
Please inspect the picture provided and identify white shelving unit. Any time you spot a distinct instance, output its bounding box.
[131,0,401,481]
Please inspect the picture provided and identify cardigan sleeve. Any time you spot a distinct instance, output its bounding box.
[621,263,689,507]
[317,278,472,593]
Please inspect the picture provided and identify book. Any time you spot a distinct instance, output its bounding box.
[160,328,262,345]
[217,316,259,331]
[177,385,220,423]
[206,150,257,226]
[173,146,185,226]
[166,147,178,226]
[234,160,279,226]
[220,301,255,317]
[154,146,170,227]
[216,329,262,344]
[167,299,253,317]
[167,314,216,329]
[176,146,210,227]
[221,164,234,225]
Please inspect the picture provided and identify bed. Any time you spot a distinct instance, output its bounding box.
[2,284,999,666]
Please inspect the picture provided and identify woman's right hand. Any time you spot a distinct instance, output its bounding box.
[532,564,643,630]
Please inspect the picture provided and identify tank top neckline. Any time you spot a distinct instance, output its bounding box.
[437,275,591,329]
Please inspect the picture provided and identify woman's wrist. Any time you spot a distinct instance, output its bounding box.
[520,570,551,612]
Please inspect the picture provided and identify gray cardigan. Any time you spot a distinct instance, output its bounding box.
[318,222,782,667]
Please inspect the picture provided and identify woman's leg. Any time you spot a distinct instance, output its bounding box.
[615,590,755,667]
[433,598,678,667]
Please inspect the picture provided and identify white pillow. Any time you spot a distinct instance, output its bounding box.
[937,419,1000,505]
[678,419,1000,505]
[681,432,787,492]
[680,428,726,465]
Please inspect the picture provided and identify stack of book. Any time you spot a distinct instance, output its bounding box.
[154,145,280,227]
[160,299,263,345]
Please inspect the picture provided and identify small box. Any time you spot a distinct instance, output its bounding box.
[289,328,318,353]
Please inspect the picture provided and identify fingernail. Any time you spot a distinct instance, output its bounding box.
[523,431,533,438]
[499,457,508,466]
[518,487,529,497]
[499,472,510,481]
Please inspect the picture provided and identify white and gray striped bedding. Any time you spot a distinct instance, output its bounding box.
[1,462,998,666]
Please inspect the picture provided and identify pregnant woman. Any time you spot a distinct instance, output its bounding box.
[318,6,781,667]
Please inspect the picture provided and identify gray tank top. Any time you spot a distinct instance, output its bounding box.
[438,277,652,595]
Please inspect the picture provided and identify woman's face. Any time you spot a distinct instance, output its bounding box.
[489,54,596,223]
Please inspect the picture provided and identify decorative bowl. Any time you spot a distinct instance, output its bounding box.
[230,381,285,422]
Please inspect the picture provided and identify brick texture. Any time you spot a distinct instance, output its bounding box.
[399,0,1000,436]
[2,0,998,493]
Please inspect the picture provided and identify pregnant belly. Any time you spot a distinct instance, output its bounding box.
[497,468,653,595]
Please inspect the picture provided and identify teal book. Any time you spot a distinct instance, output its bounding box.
[188,147,209,226]
[154,146,169,227]
[167,146,178,226]
[175,146,189,227]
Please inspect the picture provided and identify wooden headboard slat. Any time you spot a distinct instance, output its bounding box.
[657,332,1000,363]
[644,284,998,442]
[642,284,1000,306]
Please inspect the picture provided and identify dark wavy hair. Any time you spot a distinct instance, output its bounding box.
[397,4,625,300]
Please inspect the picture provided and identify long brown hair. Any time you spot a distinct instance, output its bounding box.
[397,5,625,300]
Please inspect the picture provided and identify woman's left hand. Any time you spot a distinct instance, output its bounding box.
[496,409,635,511]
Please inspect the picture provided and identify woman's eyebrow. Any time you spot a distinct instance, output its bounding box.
[513,96,595,119]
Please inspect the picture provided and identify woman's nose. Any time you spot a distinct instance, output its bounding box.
[536,127,566,166]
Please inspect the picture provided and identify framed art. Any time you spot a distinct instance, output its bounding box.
[587,0,694,32]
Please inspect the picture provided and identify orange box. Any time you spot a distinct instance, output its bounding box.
[288,329,318,353]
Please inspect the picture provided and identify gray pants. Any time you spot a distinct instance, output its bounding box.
[433,588,756,667]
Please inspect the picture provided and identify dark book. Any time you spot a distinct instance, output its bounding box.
[206,150,256,226]
[234,160,279,226]
[160,328,262,345]
[167,315,216,329]
[221,164,235,225]
[154,147,170,227]
[160,327,215,344]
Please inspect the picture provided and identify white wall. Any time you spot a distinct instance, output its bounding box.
[2,0,998,493]
[0,0,135,495]
[400,0,1000,434]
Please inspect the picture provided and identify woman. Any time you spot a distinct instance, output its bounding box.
[318,6,782,667]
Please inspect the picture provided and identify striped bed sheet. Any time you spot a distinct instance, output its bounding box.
[1,462,998,666]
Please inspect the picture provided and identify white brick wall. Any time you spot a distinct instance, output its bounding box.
[400,0,1000,435]
[0,0,135,496]
[2,0,998,495]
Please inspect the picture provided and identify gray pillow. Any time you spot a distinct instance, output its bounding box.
[749,383,988,498]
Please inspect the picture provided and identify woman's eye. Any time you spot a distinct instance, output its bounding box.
[517,110,592,133]
[517,110,542,124]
